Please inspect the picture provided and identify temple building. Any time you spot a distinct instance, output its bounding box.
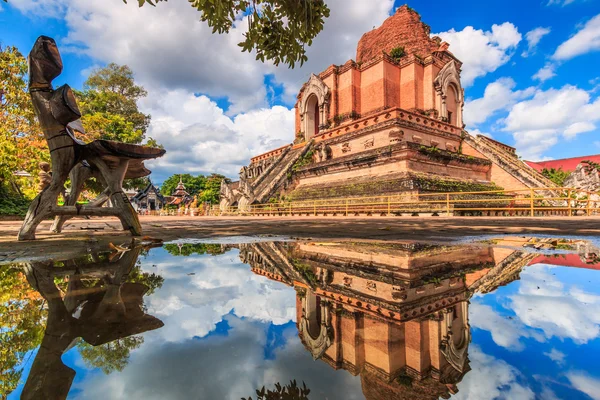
[221,5,555,211]
[168,176,194,208]
[238,240,537,399]
[130,182,166,212]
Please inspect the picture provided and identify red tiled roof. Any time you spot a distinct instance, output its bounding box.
[528,254,600,270]
[525,155,600,173]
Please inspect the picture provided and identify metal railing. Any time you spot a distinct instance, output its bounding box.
[213,187,600,217]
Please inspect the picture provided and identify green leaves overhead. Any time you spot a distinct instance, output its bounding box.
[4,0,329,67]
[136,0,330,68]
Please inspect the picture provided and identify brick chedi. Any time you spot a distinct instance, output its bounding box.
[238,240,539,399]
[356,5,442,63]
[220,5,554,211]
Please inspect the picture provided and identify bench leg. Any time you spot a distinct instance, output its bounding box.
[51,164,94,233]
[94,158,142,236]
[18,178,67,241]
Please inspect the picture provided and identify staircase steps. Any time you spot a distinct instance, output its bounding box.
[252,141,314,203]
[465,134,557,191]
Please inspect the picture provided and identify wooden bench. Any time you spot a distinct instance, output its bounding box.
[18,36,166,240]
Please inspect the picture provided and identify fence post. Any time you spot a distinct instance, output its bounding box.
[530,189,534,217]
[567,189,572,216]
[289,202,292,216]
[314,201,317,217]
[345,199,348,216]
[446,193,450,216]
[587,191,592,216]
[387,196,391,216]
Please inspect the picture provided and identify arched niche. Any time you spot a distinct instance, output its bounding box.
[299,291,332,359]
[434,61,464,128]
[299,74,330,142]
[440,301,470,380]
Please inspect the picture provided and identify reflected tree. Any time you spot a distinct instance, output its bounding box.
[163,243,226,257]
[243,380,311,400]
[0,267,46,397]
[77,336,144,374]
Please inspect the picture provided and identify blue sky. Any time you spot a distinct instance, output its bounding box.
[1,0,599,183]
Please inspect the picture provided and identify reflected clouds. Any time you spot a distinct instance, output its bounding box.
[142,249,297,342]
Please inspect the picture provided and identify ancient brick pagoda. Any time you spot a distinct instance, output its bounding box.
[238,239,539,399]
[220,5,553,210]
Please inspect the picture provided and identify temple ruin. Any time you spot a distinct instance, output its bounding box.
[238,239,538,399]
[220,5,555,211]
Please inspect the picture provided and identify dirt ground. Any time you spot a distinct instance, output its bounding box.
[0,215,598,263]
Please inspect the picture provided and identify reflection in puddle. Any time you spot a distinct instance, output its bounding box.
[2,237,600,399]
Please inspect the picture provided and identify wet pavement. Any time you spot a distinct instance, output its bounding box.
[2,236,600,399]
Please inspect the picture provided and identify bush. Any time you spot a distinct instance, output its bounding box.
[389,46,406,61]
[0,185,30,217]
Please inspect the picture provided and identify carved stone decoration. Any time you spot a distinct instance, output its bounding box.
[343,276,353,287]
[363,137,375,149]
[37,162,52,193]
[389,130,404,144]
[434,60,464,128]
[18,36,166,240]
[299,74,331,141]
[323,144,332,160]
[440,302,470,380]
[341,142,351,153]
[565,162,600,193]
[366,281,377,292]
[299,292,333,360]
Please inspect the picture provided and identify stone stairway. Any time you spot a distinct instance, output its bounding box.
[251,141,314,203]
[251,145,292,191]
[464,134,557,190]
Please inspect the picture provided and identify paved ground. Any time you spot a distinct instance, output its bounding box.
[0,215,598,262]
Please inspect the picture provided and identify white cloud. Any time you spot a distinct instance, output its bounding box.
[61,0,268,113]
[503,85,600,159]
[509,265,600,343]
[141,90,294,181]
[543,348,566,364]
[553,14,600,61]
[564,121,596,138]
[143,249,297,342]
[454,346,534,400]
[547,0,581,6]
[533,64,556,82]
[567,372,600,400]
[74,316,365,400]
[522,27,551,57]
[6,0,64,17]
[436,22,522,87]
[470,303,535,350]
[464,77,535,126]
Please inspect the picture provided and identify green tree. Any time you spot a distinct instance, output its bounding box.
[160,174,207,197]
[76,63,152,145]
[0,267,46,397]
[199,173,230,204]
[243,380,311,400]
[0,45,48,200]
[163,243,225,256]
[541,167,571,186]
[74,63,161,193]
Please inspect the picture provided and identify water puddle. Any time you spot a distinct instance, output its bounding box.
[2,236,600,399]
